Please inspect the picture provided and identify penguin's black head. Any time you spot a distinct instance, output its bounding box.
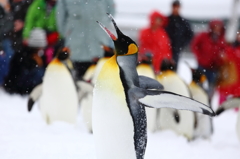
[192,69,207,84]
[97,13,138,56]
[57,47,70,61]
[160,58,176,72]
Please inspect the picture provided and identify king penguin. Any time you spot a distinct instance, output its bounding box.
[28,47,93,124]
[91,46,114,84]
[216,97,240,141]
[83,45,114,84]
[156,59,196,140]
[189,69,213,139]
[81,46,114,132]
[93,14,215,159]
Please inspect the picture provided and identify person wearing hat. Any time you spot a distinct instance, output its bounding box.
[3,28,46,95]
[191,20,227,97]
[217,30,240,104]
[166,0,193,67]
[139,10,172,74]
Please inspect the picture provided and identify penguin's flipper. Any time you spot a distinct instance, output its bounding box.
[216,98,240,115]
[138,75,164,90]
[28,84,43,112]
[76,81,94,101]
[136,89,215,117]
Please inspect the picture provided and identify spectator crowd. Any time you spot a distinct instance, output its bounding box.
[138,0,240,104]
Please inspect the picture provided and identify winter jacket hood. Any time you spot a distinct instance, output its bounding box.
[139,11,172,73]
[209,20,225,36]
[149,11,168,28]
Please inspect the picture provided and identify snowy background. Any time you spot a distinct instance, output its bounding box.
[1,0,240,159]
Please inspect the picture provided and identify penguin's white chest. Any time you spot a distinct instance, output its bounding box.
[92,56,136,159]
[189,84,209,105]
[189,83,212,139]
[40,63,78,124]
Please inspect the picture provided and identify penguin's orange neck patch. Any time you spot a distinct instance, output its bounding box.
[51,58,62,65]
[126,43,138,55]
[139,63,151,68]
[200,75,206,83]
[190,81,196,86]
[157,70,175,79]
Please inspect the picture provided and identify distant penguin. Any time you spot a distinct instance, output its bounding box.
[80,90,93,132]
[28,47,93,124]
[83,64,96,82]
[137,55,159,132]
[93,14,214,159]
[81,46,114,132]
[189,69,213,139]
[80,58,97,132]
[216,97,240,141]
[137,53,154,78]
[91,46,114,84]
[83,45,114,84]
[156,59,196,140]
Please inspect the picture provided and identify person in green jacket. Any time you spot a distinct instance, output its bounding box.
[23,0,57,45]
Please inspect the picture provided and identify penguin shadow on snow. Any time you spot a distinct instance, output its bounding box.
[27,47,93,126]
[92,13,215,159]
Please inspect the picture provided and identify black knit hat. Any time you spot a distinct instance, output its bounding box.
[172,0,181,7]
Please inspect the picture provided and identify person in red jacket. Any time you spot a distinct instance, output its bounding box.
[191,20,226,95]
[139,11,172,74]
[217,31,240,103]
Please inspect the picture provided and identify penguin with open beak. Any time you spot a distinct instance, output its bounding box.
[93,14,215,159]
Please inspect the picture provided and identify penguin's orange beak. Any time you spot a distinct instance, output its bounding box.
[97,21,117,41]
[97,13,124,41]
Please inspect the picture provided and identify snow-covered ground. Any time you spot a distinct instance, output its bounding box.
[0,87,240,159]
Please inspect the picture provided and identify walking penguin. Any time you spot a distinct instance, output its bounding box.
[28,47,93,124]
